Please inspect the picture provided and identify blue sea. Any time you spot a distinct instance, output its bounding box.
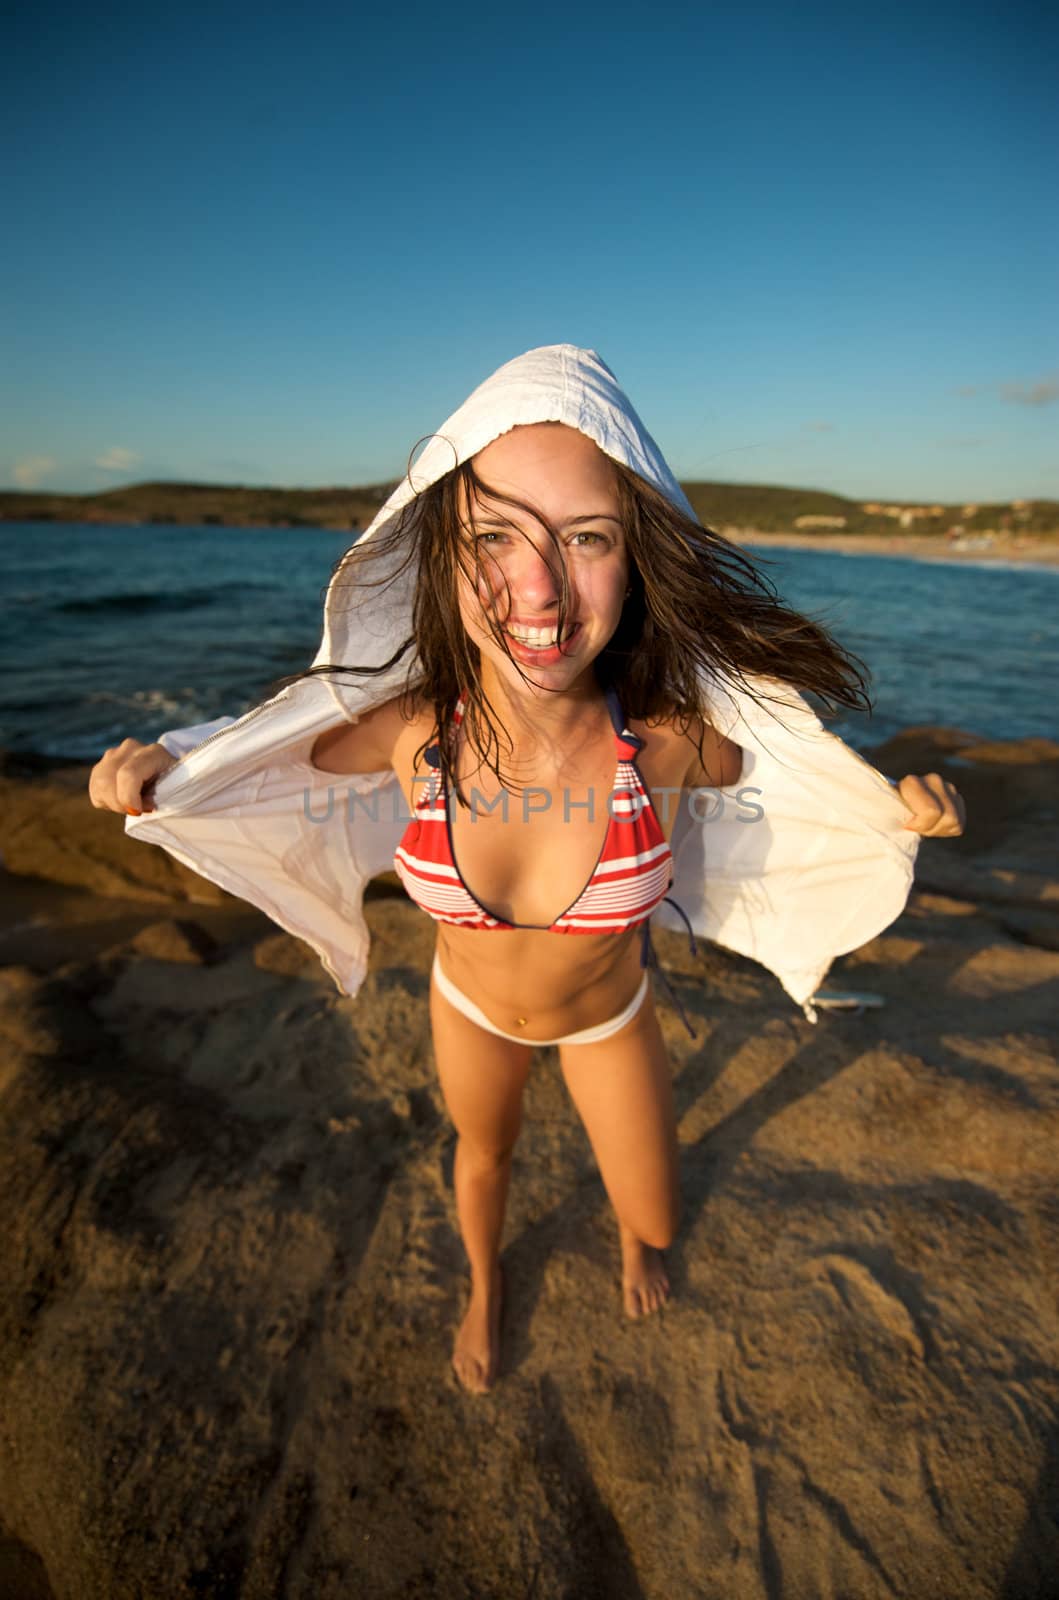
[1,521,1056,759]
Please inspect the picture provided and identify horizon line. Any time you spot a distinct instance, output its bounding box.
[1,476,1055,510]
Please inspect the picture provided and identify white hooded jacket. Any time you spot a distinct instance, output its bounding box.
[126,345,918,1017]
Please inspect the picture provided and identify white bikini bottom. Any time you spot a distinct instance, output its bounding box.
[431,953,649,1047]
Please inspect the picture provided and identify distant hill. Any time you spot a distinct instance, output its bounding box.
[1,478,1055,537]
[0,480,395,531]
[679,483,1058,538]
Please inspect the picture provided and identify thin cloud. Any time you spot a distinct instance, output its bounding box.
[96,446,141,471]
[802,420,835,433]
[12,455,58,489]
[1000,376,1059,407]
[952,384,980,397]
[936,436,985,449]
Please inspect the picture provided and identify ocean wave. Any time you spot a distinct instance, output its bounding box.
[55,588,221,616]
[912,557,1059,576]
[84,688,204,716]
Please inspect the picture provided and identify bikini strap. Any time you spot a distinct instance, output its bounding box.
[423,692,468,770]
[604,685,645,756]
[639,900,699,1040]
[420,693,467,806]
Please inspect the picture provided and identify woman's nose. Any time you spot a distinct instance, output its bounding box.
[510,541,561,607]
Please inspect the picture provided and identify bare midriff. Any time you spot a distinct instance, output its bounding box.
[436,921,646,1038]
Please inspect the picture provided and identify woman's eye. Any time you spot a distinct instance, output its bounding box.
[472,529,610,552]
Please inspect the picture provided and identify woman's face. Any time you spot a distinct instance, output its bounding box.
[456,423,629,692]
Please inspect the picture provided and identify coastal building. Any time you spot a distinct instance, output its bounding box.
[860,503,946,526]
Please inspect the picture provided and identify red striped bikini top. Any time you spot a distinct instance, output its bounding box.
[393,687,673,933]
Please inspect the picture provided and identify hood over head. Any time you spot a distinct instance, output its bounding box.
[314,344,694,682]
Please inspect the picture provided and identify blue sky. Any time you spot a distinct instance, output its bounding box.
[3,0,1056,503]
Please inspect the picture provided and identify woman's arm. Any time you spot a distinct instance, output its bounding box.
[88,696,408,817]
[310,694,407,775]
[679,725,964,835]
[681,717,744,789]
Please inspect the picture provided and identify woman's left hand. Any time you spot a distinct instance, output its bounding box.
[896,772,966,836]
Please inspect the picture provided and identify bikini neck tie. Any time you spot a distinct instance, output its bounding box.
[639,897,699,1040]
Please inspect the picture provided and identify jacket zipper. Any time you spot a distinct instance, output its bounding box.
[164,695,285,771]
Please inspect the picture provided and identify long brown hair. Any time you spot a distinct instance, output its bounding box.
[289,450,871,796]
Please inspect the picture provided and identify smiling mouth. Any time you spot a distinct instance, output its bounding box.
[504,622,580,650]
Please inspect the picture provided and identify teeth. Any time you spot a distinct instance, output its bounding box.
[506,624,575,647]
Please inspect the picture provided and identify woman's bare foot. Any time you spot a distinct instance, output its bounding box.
[452,1263,503,1392]
[619,1223,671,1318]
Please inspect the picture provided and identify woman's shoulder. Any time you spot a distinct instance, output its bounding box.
[633,702,743,788]
[311,690,435,775]
[632,701,709,749]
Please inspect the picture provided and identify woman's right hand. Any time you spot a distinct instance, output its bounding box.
[88,739,177,815]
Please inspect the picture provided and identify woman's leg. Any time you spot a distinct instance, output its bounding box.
[430,969,534,1391]
[558,990,680,1318]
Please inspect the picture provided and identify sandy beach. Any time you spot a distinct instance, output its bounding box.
[726,530,1059,568]
[0,729,1057,1598]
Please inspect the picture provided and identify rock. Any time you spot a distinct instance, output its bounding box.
[252,932,319,978]
[994,907,1059,951]
[0,767,228,905]
[869,727,1059,860]
[130,919,219,965]
[1,738,1058,1596]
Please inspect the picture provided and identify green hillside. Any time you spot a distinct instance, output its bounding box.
[1,478,1055,537]
[0,480,396,530]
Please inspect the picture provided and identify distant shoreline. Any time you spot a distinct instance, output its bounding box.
[3,479,1056,554]
[728,529,1059,568]
[4,515,1056,569]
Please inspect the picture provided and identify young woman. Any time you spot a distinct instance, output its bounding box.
[88,346,964,1393]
